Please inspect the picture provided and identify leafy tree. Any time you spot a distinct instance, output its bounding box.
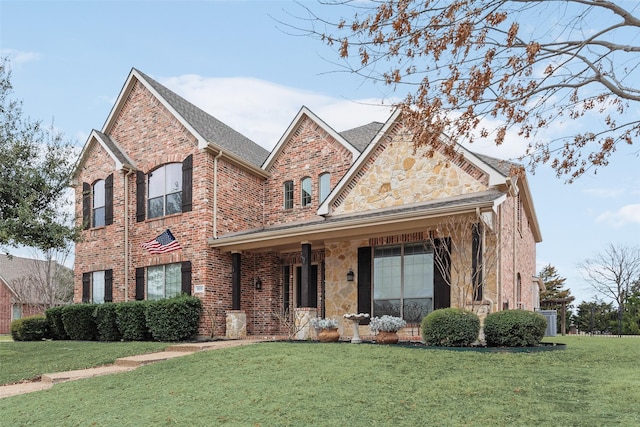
[538,264,573,333]
[574,300,616,334]
[296,1,640,181]
[0,59,79,251]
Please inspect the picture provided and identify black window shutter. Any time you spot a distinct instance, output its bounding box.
[182,154,193,213]
[82,272,91,303]
[136,171,145,222]
[433,238,451,310]
[104,269,113,302]
[181,261,192,295]
[104,174,114,226]
[472,223,483,301]
[82,182,91,230]
[357,246,372,325]
[135,267,145,300]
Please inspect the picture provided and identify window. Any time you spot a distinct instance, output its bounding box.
[148,163,182,219]
[92,179,105,227]
[319,173,330,203]
[82,270,112,303]
[92,271,105,304]
[301,177,312,206]
[373,242,434,323]
[516,273,522,309]
[283,180,294,209]
[147,263,182,300]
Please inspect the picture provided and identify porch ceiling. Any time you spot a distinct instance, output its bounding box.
[208,191,505,253]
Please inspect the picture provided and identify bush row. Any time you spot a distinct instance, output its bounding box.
[421,308,548,347]
[11,295,202,342]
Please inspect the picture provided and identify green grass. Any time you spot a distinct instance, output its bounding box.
[1,337,639,426]
[0,341,169,384]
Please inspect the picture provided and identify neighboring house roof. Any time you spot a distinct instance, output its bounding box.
[262,106,360,170]
[209,190,506,252]
[340,122,385,152]
[0,255,71,304]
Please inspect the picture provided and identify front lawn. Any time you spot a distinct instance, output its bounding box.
[1,336,639,426]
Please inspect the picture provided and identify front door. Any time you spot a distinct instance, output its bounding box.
[296,264,318,308]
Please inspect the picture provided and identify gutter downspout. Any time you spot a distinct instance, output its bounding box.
[123,168,135,302]
[213,150,223,239]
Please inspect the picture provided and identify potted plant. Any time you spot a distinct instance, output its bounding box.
[369,315,406,344]
[310,317,340,342]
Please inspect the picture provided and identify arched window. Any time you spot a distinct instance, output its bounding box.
[148,163,182,219]
[283,180,294,209]
[319,173,330,203]
[92,179,105,227]
[301,177,312,206]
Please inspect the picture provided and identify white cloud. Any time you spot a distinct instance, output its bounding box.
[0,49,41,65]
[160,74,393,150]
[596,204,640,227]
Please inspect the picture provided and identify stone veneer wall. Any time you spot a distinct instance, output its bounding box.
[334,133,488,214]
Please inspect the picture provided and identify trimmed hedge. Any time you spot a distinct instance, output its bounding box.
[10,316,49,341]
[45,305,69,340]
[115,301,151,341]
[145,295,202,342]
[421,308,480,347]
[94,303,122,341]
[484,309,547,347]
[62,304,98,341]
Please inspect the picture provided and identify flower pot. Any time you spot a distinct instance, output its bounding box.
[318,328,340,342]
[375,330,399,344]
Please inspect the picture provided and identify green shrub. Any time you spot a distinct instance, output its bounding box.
[421,308,480,347]
[145,295,202,342]
[45,305,69,340]
[484,309,547,347]
[116,300,151,341]
[62,304,98,340]
[10,316,49,341]
[94,303,122,341]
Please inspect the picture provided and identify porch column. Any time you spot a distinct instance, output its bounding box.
[300,243,312,307]
[232,252,241,310]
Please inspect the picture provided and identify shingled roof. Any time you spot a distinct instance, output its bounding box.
[472,152,520,176]
[135,69,270,168]
[340,122,384,152]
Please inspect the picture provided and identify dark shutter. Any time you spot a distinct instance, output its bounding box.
[136,171,145,222]
[104,174,114,226]
[472,223,483,301]
[82,272,91,303]
[135,267,145,300]
[181,261,192,295]
[433,238,451,310]
[357,246,372,325]
[104,269,113,302]
[182,154,193,213]
[82,182,91,230]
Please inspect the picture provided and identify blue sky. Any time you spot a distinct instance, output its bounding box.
[2,0,639,306]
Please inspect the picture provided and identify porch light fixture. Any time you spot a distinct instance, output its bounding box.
[254,277,262,290]
[346,268,354,282]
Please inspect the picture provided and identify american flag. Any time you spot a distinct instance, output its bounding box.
[141,229,182,254]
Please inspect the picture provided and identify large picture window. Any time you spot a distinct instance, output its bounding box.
[147,263,182,300]
[148,163,182,219]
[373,242,434,323]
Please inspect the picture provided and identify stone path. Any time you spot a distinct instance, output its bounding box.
[0,338,267,399]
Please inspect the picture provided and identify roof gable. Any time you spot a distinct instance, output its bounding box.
[73,130,136,179]
[262,106,360,170]
[339,121,384,152]
[319,110,511,216]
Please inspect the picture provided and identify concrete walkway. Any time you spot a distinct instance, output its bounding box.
[0,338,267,399]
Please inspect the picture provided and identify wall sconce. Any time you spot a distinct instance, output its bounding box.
[254,277,262,290]
[346,268,354,282]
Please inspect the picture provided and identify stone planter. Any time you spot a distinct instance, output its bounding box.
[375,330,399,344]
[317,328,340,342]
